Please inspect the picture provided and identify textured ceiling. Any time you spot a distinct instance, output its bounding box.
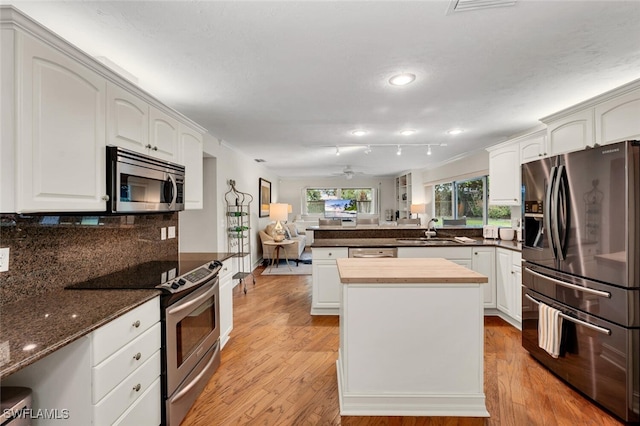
[6,1,640,178]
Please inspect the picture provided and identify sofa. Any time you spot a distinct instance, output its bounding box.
[259,222,307,266]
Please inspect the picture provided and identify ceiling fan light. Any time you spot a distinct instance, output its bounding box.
[389,73,416,86]
[364,145,372,154]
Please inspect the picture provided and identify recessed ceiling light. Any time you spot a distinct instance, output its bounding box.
[400,129,416,136]
[351,129,368,136]
[389,73,416,86]
[447,128,464,135]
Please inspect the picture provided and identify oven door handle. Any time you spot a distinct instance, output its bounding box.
[525,293,611,335]
[166,280,218,317]
[171,344,220,402]
[525,267,611,298]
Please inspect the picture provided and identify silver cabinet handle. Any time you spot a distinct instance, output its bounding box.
[132,320,141,328]
[133,352,141,361]
[133,384,141,392]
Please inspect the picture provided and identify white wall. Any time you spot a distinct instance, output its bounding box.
[179,133,279,270]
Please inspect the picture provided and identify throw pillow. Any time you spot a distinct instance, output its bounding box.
[286,223,298,237]
[283,227,291,240]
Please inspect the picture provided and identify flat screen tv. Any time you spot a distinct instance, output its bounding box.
[324,199,356,218]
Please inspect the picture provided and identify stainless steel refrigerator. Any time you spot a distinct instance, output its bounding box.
[521,140,639,422]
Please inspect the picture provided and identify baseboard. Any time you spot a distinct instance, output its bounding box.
[336,359,489,417]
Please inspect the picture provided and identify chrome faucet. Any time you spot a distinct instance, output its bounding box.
[425,218,438,238]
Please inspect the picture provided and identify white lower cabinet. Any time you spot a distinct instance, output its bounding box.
[496,248,522,328]
[1,297,161,425]
[219,257,234,348]
[311,247,348,315]
[471,247,496,309]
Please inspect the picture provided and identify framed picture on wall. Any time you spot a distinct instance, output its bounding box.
[259,178,271,217]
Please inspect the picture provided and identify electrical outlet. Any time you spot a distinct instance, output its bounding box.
[0,248,9,272]
[161,227,167,241]
[168,226,176,239]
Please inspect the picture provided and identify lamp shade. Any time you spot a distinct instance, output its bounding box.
[410,204,426,214]
[269,203,289,222]
[288,204,292,214]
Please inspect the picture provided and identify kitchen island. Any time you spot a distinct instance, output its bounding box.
[335,257,489,417]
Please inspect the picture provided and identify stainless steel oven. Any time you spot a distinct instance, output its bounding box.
[164,275,220,426]
[66,259,223,426]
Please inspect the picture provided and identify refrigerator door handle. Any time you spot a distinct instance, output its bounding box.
[545,166,558,259]
[524,267,611,298]
[554,165,568,260]
[524,293,611,335]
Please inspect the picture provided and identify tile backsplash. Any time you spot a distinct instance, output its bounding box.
[0,213,178,305]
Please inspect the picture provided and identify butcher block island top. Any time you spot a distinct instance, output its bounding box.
[335,256,489,418]
[336,257,488,284]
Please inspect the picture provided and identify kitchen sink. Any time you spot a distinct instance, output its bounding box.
[396,237,460,245]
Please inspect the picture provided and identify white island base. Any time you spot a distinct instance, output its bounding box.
[336,258,489,417]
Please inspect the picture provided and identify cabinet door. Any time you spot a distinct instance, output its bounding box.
[519,131,548,164]
[547,109,594,155]
[219,259,233,349]
[179,125,204,210]
[513,264,522,323]
[488,145,520,205]
[312,261,342,311]
[18,34,106,212]
[594,88,640,145]
[149,106,179,162]
[472,248,496,309]
[495,249,512,315]
[106,82,149,153]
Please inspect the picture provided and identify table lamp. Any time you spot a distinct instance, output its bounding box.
[269,203,289,242]
[410,203,426,224]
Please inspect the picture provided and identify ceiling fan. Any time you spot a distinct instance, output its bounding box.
[331,165,365,180]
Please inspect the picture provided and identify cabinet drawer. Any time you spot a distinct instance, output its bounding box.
[93,350,160,426]
[312,247,348,260]
[92,298,159,365]
[92,322,161,403]
[112,377,161,426]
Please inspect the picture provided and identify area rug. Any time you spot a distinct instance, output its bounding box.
[261,261,312,276]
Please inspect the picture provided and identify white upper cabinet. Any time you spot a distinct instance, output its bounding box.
[488,143,520,206]
[594,87,640,145]
[106,82,149,153]
[519,130,548,163]
[545,109,594,156]
[16,33,107,213]
[179,124,204,210]
[149,106,179,162]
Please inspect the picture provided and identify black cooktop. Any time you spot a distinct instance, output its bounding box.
[66,260,182,290]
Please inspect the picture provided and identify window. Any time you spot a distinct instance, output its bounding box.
[304,187,376,216]
[433,176,510,227]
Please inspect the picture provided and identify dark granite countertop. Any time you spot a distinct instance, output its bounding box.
[0,289,159,379]
[312,237,522,252]
[0,252,236,380]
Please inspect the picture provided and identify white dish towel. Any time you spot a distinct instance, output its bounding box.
[538,302,564,358]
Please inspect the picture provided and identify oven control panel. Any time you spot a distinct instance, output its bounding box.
[157,260,222,293]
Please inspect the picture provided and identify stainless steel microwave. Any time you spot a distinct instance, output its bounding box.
[106,146,185,213]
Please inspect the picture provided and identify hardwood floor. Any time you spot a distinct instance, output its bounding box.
[182,267,624,426]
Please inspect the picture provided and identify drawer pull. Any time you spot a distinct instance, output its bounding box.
[133,384,141,392]
[133,352,141,361]
[132,320,141,328]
